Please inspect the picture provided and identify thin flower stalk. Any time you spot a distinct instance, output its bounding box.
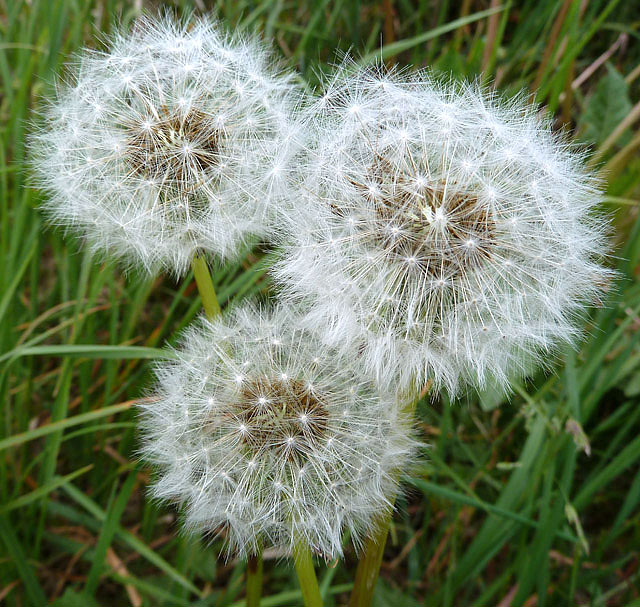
[348,392,422,607]
[293,542,323,607]
[191,254,221,319]
[246,549,264,607]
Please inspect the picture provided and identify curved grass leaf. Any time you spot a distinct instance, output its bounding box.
[0,344,172,364]
[0,401,135,451]
[0,464,93,514]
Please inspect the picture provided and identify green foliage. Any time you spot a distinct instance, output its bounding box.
[581,63,632,145]
[1,1,639,606]
[371,580,421,607]
[51,589,101,607]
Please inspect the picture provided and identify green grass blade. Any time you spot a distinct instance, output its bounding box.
[0,514,48,606]
[360,6,504,63]
[0,344,172,363]
[0,223,38,326]
[84,468,139,595]
[61,482,203,598]
[408,477,578,543]
[226,583,353,607]
[574,434,640,511]
[0,464,93,514]
[0,401,134,451]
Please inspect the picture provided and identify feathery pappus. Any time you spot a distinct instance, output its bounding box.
[139,304,415,558]
[32,13,300,274]
[274,63,613,395]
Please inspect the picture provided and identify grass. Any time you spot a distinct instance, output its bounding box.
[1,0,639,605]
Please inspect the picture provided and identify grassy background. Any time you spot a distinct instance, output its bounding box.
[1,1,640,605]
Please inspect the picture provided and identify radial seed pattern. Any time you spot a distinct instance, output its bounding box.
[139,304,414,558]
[275,65,612,395]
[33,14,299,274]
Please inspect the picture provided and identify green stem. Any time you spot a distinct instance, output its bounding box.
[348,391,424,607]
[293,541,323,607]
[191,253,221,319]
[246,550,263,607]
[348,508,394,607]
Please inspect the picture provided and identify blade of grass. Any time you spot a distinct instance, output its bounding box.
[407,477,578,543]
[443,416,547,594]
[0,224,38,326]
[0,464,93,514]
[0,344,172,364]
[227,583,353,607]
[108,573,194,606]
[360,6,504,64]
[480,0,505,77]
[84,468,139,596]
[574,434,640,511]
[530,0,573,93]
[537,0,625,102]
[61,482,203,597]
[0,400,136,451]
[0,515,48,606]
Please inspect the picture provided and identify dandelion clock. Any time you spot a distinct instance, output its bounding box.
[275,64,612,396]
[139,304,414,558]
[32,13,299,275]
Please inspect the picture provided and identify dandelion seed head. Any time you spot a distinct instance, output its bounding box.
[275,63,613,395]
[32,13,300,275]
[139,304,414,557]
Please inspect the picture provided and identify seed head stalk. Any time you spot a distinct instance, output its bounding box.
[190,256,329,607]
[191,253,221,319]
[190,254,266,605]
[348,388,425,607]
[348,508,394,607]
[246,548,263,607]
[294,541,323,607]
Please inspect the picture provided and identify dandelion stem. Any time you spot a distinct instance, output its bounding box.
[293,541,323,607]
[348,507,394,607]
[246,550,263,607]
[191,253,221,319]
[348,389,425,607]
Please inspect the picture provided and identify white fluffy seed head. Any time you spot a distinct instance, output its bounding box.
[32,13,300,275]
[139,303,414,558]
[274,63,613,396]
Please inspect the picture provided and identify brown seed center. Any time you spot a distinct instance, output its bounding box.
[125,107,220,186]
[346,153,496,279]
[233,378,329,461]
